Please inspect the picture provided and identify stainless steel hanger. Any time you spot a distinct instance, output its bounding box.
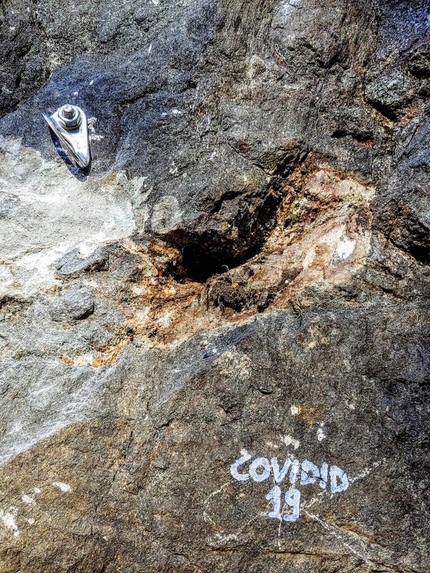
[43,104,91,170]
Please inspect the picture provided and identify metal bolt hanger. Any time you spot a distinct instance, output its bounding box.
[43,104,91,171]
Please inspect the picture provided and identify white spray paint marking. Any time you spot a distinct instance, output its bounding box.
[266,486,300,521]
[230,452,252,482]
[0,507,19,537]
[21,495,34,505]
[336,237,356,260]
[230,452,350,523]
[52,481,72,493]
[33,488,41,494]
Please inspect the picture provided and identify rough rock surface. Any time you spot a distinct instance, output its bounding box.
[0,0,429,571]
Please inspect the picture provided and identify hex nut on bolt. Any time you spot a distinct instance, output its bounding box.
[58,104,82,130]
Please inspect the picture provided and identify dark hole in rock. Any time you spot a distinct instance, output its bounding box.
[174,242,262,283]
[161,151,306,283]
[393,238,430,266]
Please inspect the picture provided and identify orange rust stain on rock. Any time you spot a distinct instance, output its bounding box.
[54,163,374,365]
[92,339,131,368]
[298,406,322,426]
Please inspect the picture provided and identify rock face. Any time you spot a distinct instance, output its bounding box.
[0,0,429,571]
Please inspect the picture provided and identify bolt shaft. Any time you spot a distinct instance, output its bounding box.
[62,105,75,119]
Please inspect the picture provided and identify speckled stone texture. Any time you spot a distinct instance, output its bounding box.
[0,0,429,572]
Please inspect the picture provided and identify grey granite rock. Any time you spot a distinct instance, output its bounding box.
[0,0,429,571]
[55,247,110,277]
[0,191,20,218]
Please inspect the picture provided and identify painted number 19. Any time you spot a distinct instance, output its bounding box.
[266,486,301,522]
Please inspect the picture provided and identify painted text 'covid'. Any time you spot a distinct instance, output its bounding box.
[230,452,350,522]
